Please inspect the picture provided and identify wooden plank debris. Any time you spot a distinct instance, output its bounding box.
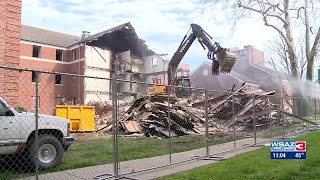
[93,83,317,138]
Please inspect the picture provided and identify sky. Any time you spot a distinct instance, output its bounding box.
[20,0,318,73]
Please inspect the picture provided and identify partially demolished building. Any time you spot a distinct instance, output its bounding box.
[1,5,171,115]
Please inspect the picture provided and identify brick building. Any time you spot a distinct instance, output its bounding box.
[0,0,22,106]
[1,0,177,115]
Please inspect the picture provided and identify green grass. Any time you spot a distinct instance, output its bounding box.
[160,130,320,180]
[0,134,243,179]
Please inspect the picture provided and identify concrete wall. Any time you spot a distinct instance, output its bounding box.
[143,55,167,74]
[143,55,190,85]
[84,45,111,104]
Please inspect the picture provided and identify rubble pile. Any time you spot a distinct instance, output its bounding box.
[94,83,319,138]
[89,101,130,132]
[115,84,287,138]
[117,95,219,137]
[197,84,283,131]
[87,102,113,131]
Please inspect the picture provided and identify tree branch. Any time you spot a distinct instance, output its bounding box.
[290,7,305,19]
[310,27,320,59]
[262,16,292,50]
[237,1,287,24]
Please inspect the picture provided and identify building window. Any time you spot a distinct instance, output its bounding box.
[32,71,36,82]
[55,75,62,85]
[56,50,63,61]
[152,57,157,67]
[72,49,77,61]
[32,45,41,58]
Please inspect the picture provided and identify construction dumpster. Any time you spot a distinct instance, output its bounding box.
[56,105,95,132]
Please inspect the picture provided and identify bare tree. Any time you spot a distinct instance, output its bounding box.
[266,35,308,79]
[203,0,320,116]
[206,0,320,81]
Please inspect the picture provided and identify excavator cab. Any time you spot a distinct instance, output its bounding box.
[174,76,192,98]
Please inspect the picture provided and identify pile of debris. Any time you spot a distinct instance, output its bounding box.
[114,84,287,138]
[87,102,113,131]
[96,83,320,138]
[90,101,130,132]
[117,95,218,137]
[193,84,282,132]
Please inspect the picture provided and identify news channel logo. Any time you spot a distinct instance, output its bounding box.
[270,141,306,160]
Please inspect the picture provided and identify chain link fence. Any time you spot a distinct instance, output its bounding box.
[0,65,319,179]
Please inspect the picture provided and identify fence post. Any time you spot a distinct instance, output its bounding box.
[315,97,317,124]
[167,85,172,165]
[112,61,119,177]
[301,97,304,132]
[293,97,296,133]
[253,94,256,145]
[281,95,285,138]
[205,89,209,156]
[269,98,272,140]
[35,71,40,180]
[232,95,236,149]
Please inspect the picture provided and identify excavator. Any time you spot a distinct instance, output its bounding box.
[148,23,237,98]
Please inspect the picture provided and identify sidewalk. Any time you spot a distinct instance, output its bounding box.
[20,138,270,180]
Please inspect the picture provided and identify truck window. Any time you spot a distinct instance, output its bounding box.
[0,103,7,116]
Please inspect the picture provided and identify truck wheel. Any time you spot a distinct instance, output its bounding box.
[28,135,64,170]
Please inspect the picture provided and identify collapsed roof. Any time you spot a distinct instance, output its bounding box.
[74,22,156,57]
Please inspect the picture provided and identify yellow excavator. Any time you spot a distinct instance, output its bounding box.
[148,23,237,98]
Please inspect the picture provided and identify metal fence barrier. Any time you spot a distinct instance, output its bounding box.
[0,65,319,180]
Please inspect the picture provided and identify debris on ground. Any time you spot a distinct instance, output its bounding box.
[87,102,128,132]
[116,95,220,137]
[94,83,301,138]
[115,84,288,138]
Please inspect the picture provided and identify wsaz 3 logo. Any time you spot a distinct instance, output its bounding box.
[295,141,306,151]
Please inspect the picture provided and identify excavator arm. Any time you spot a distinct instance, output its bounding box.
[167,23,237,86]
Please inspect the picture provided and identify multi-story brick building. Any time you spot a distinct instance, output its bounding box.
[2,0,193,115]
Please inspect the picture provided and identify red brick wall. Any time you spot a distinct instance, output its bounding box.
[63,46,85,62]
[0,0,22,106]
[20,43,32,57]
[39,46,56,59]
[18,42,86,114]
[244,45,265,66]
[18,58,85,115]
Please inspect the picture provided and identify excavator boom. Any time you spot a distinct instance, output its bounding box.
[167,23,237,86]
[148,23,237,98]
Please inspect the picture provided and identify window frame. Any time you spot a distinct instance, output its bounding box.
[32,45,41,58]
[55,74,63,85]
[72,49,77,61]
[56,49,63,61]
[152,57,157,67]
[0,102,8,116]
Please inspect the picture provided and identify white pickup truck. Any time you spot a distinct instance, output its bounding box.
[0,97,74,170]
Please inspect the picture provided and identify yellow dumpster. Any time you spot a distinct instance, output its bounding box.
[55,105,95,132]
